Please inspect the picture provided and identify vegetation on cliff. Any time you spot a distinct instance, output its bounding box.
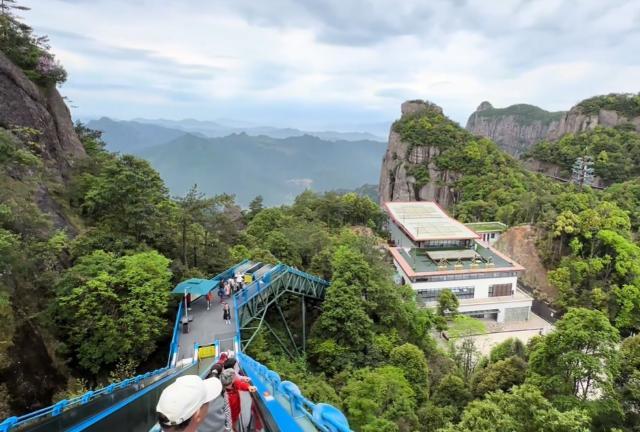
[577,92,640,118]
[0,2,66,86]
[526,126,640,184]
[474,103,565,126]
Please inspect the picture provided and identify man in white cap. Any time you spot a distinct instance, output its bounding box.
[156,375,222,432]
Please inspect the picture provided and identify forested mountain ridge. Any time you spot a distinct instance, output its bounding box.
[85,117,188,153]
[466,93,640,157]
[127,117,386,142]
[136,132,387,206]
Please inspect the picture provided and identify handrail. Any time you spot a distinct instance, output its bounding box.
[237,352,351,432]
[167,300,184,368]
[233,264,328,308]
[0,365,175,431]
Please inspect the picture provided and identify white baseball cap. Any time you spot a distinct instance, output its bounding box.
[156,375,222,426]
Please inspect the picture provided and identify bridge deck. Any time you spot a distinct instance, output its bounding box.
[177,294,237,361]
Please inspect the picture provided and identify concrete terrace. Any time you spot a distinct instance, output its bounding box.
[397,242,514,273]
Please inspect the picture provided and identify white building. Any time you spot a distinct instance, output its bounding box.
[385,201,532,323]
[464,221,507,245]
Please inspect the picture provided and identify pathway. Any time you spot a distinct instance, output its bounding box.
[177,293,237,362]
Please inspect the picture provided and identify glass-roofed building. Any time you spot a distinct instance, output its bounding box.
[385,201,532,323]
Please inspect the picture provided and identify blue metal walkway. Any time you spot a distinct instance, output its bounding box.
[0,262,351,432]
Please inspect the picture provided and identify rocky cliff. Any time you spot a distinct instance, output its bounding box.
[466,97,640,157]
[465,102,564,157]
[0,50,86,230]
[546,103,640,140]
[379,100,461,205]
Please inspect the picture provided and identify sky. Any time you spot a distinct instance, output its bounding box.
[21,0,640,132]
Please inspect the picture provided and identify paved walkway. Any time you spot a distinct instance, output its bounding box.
[177,293,237,362]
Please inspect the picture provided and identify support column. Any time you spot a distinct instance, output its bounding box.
[301,296,306,354]
[276,302,300,356]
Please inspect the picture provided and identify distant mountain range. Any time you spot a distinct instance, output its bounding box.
[87,117,387,206]
[119,117,386,142]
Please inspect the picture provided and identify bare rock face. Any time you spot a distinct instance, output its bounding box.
[0,51,86,231]
[546,107,640,140]
[466,101,640,157]
[465,103,564,157]
[0,51,85,180]
[379,100,460,205]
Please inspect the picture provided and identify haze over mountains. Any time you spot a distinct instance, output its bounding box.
[87,117,387,205]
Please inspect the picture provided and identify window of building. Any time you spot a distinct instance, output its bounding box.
[488,283,513,297]
[417,286,475,302]
[491,233,496,239]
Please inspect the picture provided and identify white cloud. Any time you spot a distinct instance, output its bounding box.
[21,0,640,129]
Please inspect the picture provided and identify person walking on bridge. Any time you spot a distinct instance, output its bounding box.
[206,290,213,311]
[223,302,232,325]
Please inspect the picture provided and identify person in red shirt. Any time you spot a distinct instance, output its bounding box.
[206,290,213,311]
[220,369,256,431]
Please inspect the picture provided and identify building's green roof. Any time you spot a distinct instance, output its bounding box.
[398,243,513,273]
[464,222,508,233]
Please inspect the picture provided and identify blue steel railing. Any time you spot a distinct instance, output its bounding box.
[235,264,328,308]
[167,300,183,367]
[237,352,351,432]
[0,365,175,432]
[0,294,189,432]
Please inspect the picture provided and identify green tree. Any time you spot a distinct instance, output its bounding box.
[247,195,264,221]
[342,366,418,431]
[79,154,175,253]
[528,308,620,399]
[265,230,301,266]
[432,373,473,413]
[452,338,481,382]
[488,338,526,363]
[54,250,172,375]
[437,289,459,317]
[617,335,640,427]
[390,343,430,402]
[441,385,590,432]
[471,356,527,397]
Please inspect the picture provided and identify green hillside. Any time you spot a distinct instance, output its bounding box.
[138,133,387,206]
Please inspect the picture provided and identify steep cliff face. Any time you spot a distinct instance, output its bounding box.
[0,51,86,230]
[547,105,640,140]
[0,51,85,173]
[379,100,460,205]
[465,102,564,157]
[466,98,640,157]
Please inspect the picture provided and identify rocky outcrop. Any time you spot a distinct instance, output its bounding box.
[547,106,640,140]
[466,100,640,157]
[465,102,564,157]
[494,225,557,301]
[0,51,85,231]
[379,100,460,205]
[0,51,85,180]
